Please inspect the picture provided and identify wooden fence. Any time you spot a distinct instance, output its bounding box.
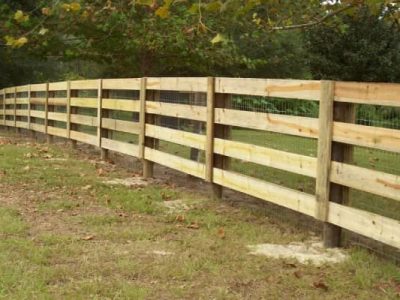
[0,77,399,250]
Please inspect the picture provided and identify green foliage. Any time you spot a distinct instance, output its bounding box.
[304,6,400,82]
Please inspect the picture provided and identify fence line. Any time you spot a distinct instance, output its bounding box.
[1,77,399,250]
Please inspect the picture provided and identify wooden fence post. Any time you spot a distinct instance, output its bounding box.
[212,92,232,198]
[13,87,17,133]
[315,80,356,248]
[1,89,5,127]
[97,79,104,156]
[47,87,55,144]
[69,83,78,149]
[315,80,334,225]
[324,101,356,247]
[139,78,154,178]
[100,87,109,160]
[205,77,215,183]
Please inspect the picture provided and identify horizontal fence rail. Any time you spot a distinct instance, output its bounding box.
[1,77,399,250]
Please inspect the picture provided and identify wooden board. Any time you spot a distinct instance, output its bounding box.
[5,120,14,126]
[333,122,400,153]
[70,114,97,126]
[102,78,141,90]
[15,121,28,129]
[70,131,98,145]
[49,81,67,91]
[30,111,46,119]
[146,102,207,122]
[30,98,46,105]
[70,97,98,108]
[4,87,15,94]
[15,85,30,93]
[47,126,67,138]
[48,98,67,106]
[15,98,29,104]
[30,123,45,132]
[4,109,15,116]
[145,124,206,150]
[15,110,28,116]
[30,84,47,92]
[48,112,67,122]
[70,80,98,90]
[146,77,208,92]
[214,138,317,177]
[328,202,400,249]
[4,99,16,105]
[102,118,140,134]
[145,147,206,179]
[215,78,321,101]
[330,162,400,202]
[215,108,319,138]
[102,98,140,112]
[335,81,400,107]
[213,169,316,216]
[101,138,139,157]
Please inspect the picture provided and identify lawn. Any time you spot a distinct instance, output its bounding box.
[0,129,399,299]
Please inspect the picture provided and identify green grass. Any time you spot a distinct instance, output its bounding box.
[0,131,399,299]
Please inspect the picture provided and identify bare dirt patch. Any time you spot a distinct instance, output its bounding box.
[248,240,348,266]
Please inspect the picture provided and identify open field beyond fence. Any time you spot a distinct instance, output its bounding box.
[1,77,400,251]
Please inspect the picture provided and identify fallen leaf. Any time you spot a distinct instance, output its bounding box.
[313,280,328,291]
[23,165,30,171]
[293,271,302,279]
[81,235,95,241]
[175,215,185,222]
[96,168,106,176]
[217,227,225,239]
[187,222,200,229]
[82,185,92,190]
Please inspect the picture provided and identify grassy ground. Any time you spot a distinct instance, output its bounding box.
[0,130,399,299]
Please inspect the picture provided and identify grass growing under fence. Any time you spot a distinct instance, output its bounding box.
[0,131,399,299]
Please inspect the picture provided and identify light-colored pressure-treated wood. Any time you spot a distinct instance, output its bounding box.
[102,118,140,134]
[48,112,67,122]
[215,78,321,101]
[205,77,215,182]
[146,77,208,92]
[102,78,141,90]
[30,110,45,119]
[215,108,319,138]
[330,162,400,201]
[213,169,316,216]
[315,81,335,221]
[146,102,207,122]
[138,77,147,159]
[48,81,67,91]
[333,122,400,153]
[335,81,400,107]
[214,138,317,177]
[47,126,67,138]
[70,79,98,90]
[145,124,205,150]
[70,97,98,108]
[101,138,139,157]
[328,202,400,249]
[145,147,206,179]
[70,114,97,126]
[70,130,98,146]
[102,98,140,112]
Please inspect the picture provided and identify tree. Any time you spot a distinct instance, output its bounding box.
[304,5,400,82]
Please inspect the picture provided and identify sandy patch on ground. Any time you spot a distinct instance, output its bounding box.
[248,240,348,266]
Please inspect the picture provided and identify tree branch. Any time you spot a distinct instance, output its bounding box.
[270,3,356,31]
